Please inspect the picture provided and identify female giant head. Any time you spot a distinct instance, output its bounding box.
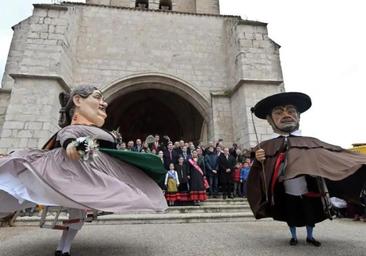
[58,85,108,128]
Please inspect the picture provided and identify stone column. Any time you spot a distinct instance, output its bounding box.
[211,92,233,147]
[0,89,11,137]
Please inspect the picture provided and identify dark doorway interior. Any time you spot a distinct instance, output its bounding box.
[104,89,204,144]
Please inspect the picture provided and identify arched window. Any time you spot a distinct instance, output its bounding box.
[135,0,148,9]
[159,0,172,10]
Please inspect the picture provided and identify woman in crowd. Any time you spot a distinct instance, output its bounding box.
[0,85,167,256]
[175,156,190,202]
[188,150,207,205]
[158,150,164,163]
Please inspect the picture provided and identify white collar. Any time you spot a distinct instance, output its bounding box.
[272,129,302,138]
[290,130,302,136]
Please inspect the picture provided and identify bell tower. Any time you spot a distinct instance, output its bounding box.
[86,0,220,14]
[195,0,220,14]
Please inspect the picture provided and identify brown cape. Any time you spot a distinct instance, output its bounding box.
[247,136,366,222]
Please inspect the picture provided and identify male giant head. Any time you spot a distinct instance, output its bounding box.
[252,92,311,135]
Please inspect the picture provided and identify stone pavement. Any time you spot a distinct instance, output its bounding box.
[1,219,365,256]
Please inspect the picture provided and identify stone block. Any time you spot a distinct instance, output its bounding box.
[255,33,264,41]
[25,122,43,130]
[0,129,12,138]
[49,25,56,33]
[26,38,58,45]
[2,121,24,129]
[17,130,33,138]
[55,25,67,34]
[27,138,39,148]
[238,39,253,48]
[31,24,49,33]
[47,33,65,40]
[48,9,61,18]
[33,8,48,17]
[33,129,53,139]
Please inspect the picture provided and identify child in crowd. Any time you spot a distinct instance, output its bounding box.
[232,162,242,197]
[164,163,180,206]
[240,161,251,198]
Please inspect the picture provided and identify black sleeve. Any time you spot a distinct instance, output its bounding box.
[62,138,74,150]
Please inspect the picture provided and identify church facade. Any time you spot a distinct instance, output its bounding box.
[0,0,284,153]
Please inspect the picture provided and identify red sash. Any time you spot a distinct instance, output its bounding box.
[188,158,204,176]
[188,158,209,189]
[272,154,322,198]
[272,152,285,193]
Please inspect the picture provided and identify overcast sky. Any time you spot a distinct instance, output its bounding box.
[0,0,365,148]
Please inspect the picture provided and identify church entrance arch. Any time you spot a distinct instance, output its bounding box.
[102,74,210,144]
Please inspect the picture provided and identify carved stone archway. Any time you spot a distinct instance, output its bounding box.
[102,73,210,144]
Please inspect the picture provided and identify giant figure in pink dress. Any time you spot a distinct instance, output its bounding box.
[0,85,167,256]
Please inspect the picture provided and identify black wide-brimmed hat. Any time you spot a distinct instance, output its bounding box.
[252,92,312,119]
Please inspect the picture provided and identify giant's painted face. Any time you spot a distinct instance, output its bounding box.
[73,90,108,127]
[269,104,300,133]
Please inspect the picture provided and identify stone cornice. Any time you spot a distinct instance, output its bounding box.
[211,79,283,97]
[232,79,283,94]
[238,20,267,26]
[0,88,11,94]
[8,73,70,92]
[33,4,68,11]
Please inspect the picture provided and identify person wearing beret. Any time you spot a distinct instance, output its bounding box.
[247,92,366,247]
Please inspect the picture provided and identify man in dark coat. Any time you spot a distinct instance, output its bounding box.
[205,145,219,197]
[248,92,366,247]
[218,147,236,199]
[163,142,179,170]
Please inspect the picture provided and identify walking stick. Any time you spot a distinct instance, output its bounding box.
[250,107,269,203]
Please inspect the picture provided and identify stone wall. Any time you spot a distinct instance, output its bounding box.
[211,94,233,146]
[236,22,283,82]
[73,5,231,99]
[1,5,80,88]
[0,77,64,153]
[0,90,11,137]
[1,18,31,89]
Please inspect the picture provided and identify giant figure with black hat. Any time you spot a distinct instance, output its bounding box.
[247,91,366,246]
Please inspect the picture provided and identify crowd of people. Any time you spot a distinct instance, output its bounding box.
[118,135,253,206]
[119,133,366,221]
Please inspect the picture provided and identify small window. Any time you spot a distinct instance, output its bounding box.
[136,0,148,9]
[159,0,172,10]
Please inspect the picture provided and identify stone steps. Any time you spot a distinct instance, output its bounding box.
[13,198,254,226]
[95,212,255,224]
[201,198,249,205]
[167,204,250,214]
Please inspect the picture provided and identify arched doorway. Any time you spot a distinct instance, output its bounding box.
[102,74,210,144]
